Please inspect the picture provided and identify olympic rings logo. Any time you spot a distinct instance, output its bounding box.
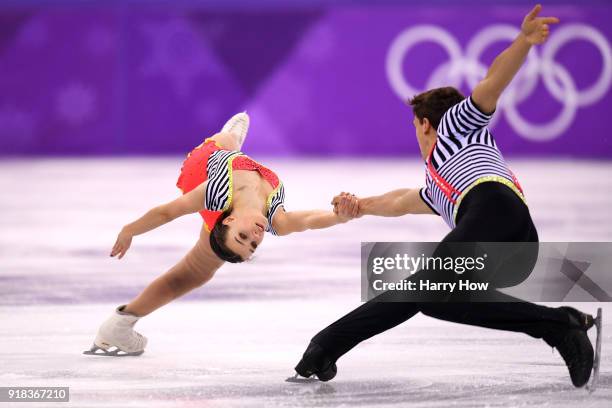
[386,24,612,141]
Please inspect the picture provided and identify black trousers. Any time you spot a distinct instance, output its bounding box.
[311,182,571,362]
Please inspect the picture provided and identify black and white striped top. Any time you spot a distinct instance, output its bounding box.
[419,96,524,228]
[205,149,286,236]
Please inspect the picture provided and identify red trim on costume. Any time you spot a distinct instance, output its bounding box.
[176,139,223,231]
[202,211,222,231]
[426,141,524,205]
[426,142,461,204]
[231,155,280,189]
[508,169,524,194]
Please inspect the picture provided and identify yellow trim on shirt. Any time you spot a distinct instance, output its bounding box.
[222,153,283,226]
[266,182,282,211]
[223,154,239,212]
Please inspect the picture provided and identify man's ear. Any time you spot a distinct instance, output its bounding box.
[422,118,433,134]
[222,216,234,225]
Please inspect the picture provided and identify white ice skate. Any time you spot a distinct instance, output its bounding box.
[220,111,250,148]
[83,305,147,357]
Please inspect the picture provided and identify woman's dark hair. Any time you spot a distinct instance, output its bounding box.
[408,86,465,130]
[209,208,244,263]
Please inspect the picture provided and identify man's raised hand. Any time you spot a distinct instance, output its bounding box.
[521,4,560,45]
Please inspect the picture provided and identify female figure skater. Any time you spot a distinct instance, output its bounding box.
[293,4,601,389]
[84,112,359,356]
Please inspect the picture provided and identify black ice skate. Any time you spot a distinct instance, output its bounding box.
[547,307,602,389]
[588,308,603,392]
[288,341,337,383]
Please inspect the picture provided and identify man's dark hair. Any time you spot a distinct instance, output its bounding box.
[408,86,465,130]
[209,208,244,263]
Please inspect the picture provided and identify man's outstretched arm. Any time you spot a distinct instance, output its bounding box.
[351,189,436,217]
[472,4,559,114]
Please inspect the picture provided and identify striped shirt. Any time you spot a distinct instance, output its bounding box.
[419,96,524,228]
[205,149,286,236]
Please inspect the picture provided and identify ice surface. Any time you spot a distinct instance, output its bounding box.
[0,158,611,407]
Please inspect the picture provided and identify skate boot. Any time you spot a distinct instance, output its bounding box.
[83,305,147,356]
[220,112,250,147]
[289,341,337,382]
[545,307,597,388]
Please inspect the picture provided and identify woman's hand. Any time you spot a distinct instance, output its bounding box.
[110,228,133,259]
[331,192,361,222]
[521,4,559,45]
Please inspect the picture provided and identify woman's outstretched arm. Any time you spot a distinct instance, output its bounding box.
[111,182,207,259]
[272,194,359,236]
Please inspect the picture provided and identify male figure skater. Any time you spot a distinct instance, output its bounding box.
[293,5,601,388]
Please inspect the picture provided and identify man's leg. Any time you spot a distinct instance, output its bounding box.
[416,299,596,387]
[295,184,594,385]
[418,299,573,343]
[314,301,419,360]
[293,211,479,378]
[295,300,419,380]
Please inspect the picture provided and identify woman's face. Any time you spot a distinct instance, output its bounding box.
[221,212,267,260]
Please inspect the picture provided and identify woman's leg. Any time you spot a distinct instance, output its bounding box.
[204,113,250,152]
[207,132,241,151]
[124,238,222,316]
[219,112,249,149]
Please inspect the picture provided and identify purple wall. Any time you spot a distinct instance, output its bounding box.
[1,4,611,157]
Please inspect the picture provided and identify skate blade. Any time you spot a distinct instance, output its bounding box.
[285,373,320,383]
[83,343,144,357]
[587,308,602,393]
